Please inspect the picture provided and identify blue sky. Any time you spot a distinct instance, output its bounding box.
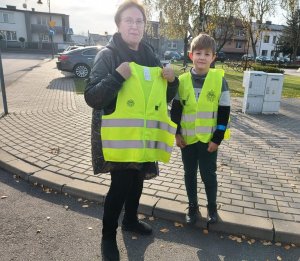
[1,0,286,36]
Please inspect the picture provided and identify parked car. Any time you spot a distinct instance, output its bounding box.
[58,45,83,56]
[164,51,182,60]
[56,46,104,78]
[241,54,254,61]
[215,51,226,62]
[255,56,273,63]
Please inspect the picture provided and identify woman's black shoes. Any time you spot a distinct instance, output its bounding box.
[185,203,200,224]
[122,220,152,235]
[101,239,120,261]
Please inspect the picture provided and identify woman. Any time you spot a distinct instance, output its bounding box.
[84,0,178,260]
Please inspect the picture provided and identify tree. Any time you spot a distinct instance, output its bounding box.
[238,0,277,57]
[279,0,300,60]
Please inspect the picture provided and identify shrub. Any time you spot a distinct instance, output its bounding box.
[252,65,284,74]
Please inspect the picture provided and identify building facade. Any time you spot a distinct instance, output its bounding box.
[0,5,72,52]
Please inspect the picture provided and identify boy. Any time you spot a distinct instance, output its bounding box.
[170,33,230,224]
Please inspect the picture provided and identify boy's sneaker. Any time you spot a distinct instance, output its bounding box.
[207,207,218,224]
[185,202,200,224]
[101,238,120,261]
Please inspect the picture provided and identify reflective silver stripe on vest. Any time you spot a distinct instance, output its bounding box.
[197,111,217,119]
[147,140,173,153]
[102,140,172,153]
[102,119,144,127]
[146,120,176,134]
[182,126,216,136]
[182,114,197,122]
[102,140,144,148]
[196,126,216,134]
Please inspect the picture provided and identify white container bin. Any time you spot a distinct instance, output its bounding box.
[262,101,281,114]
[242,95,264,114]
[243,71,267,96]
[264,73,284,102]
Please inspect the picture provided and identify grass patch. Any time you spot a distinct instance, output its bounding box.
[171,62,300,98]
[73,78,86,94]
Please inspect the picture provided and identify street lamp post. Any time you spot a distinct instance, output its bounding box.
[37,0,54,59]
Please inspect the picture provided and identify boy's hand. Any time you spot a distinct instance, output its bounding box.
[175,134,186,148]
[207,141,219,153]
[162,67,175,83]
[116,62,131,80]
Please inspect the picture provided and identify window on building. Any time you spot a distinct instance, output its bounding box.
[263,35,270,43]
[0,30,17,41]
[236,29,244,37]
[37,16,48,25]
[0,12,14,23]
[261,50,268,56]
[39,33,49,42]
[235,41,242,49]
[273,36,277,44]
[167,41,177,49]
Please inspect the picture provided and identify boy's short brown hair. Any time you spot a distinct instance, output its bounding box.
[114,0,146,26]
[190,33,216,54]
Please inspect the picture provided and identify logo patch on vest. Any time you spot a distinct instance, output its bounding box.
[206,90,216,102]
[127,99,135,107]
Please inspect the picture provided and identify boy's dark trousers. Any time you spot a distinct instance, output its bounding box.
[181,141,218,212]
[102,169,144,240]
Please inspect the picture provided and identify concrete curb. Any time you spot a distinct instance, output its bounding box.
[0,149,299,245]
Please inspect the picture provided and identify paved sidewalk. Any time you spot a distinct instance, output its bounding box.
[1,59,300,244]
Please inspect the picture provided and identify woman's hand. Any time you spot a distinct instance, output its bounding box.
[116,62,131,80]
[175,134,186,148]
[162,67,175,83]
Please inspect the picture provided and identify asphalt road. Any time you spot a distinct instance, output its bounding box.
[1,52,51,87]
[0,169,299,261]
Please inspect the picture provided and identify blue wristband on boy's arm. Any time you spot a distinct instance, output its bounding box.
[216,125,227,131]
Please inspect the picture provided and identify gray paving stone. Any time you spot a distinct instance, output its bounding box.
[273,220,300,244]
[62,179,108,204]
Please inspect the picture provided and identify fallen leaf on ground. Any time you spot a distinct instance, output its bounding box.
[47,217,50,220]
[275,242,281,246]
[277,256,282,261]
[284,245,290,250]
[82,204,89,208]
[220,235,224,239]
[247,240,252,245]
[64,205,69,210]
[160,228,169,233]
[149,216,155,221]
[138,214,146,220]
[1,196,8,199]
[87,227,93,230]
[64,193,68,196]
[250,239,255,244]
[291,243,295,247]
[241,235,246,240]
[36,230,41,233]
[262,241,272,246]
[236,238,242,243]
[33,182,38,186]
[132,236,138,240]
[203,229,209,234]
[77,198,83,202]
[174,222,184,227]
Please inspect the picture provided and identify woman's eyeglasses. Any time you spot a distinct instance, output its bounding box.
[122,18,145,27]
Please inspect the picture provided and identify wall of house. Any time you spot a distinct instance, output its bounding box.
[256,30,282,57]
[0,10,27,41]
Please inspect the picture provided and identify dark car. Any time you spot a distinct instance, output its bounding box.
[215,52,226,62]
[56,46,104,78]
[164,51,182,61]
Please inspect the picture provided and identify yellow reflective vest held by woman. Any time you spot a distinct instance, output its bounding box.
[178,69,230,145]
[101,62,177,163]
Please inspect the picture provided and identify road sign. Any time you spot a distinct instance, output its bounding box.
[48,20,56,28]
[49,29,55,36]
